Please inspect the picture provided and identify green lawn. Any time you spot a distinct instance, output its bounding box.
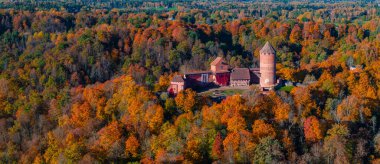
[279,86,294,92]
[200,88,246,97]
[222,89,245,96]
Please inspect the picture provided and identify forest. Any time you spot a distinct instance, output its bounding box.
[0,0,380,163]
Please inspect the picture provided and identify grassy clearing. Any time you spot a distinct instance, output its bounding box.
[200,88,246,97]
[279,86,294,92]
[222,89,245,96]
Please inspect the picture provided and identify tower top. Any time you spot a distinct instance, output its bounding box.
[210,57,224,66]
[260,41,276,54]
[171,75,184,83]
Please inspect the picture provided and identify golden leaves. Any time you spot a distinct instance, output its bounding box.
[252,120,276,140]
[125,135,140,158]
[175,89,197,113]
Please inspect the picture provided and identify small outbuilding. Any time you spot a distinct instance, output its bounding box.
[167,75,185,95]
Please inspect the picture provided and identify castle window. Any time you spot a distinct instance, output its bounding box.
[201,74,208,83]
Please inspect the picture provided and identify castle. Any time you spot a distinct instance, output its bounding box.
[167,41,278,95]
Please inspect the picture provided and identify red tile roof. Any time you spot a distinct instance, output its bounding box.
[230,68,250,80]
[171,75,184,83]
[260,41,276,54]
[210,57,228,66]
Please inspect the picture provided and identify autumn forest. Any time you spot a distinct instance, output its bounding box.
[0,0,380,163]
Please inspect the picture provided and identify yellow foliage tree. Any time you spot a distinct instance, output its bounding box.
[175,89,196,113]
[227,114,246,133]
[154,74,172,92]
[144,104,164,132]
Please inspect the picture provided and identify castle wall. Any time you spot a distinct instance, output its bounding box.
[185,72,213,88]
[214,72,230,86]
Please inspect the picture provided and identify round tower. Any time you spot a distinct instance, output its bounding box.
[259,41,276,89]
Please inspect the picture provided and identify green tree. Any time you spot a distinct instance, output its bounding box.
[253,137,284,163]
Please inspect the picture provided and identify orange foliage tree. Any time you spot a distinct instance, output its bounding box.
[92,121,122,156]
[337,95,371,122]
[175,89,197,113]
[227,114,246,133]
[125,135,140,158]
[211,132,223,160]
[71,101,92,127]
[291,87,318,119]
[303,116,324,143]
[251,120,276,141]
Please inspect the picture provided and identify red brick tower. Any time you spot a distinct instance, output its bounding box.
[259,41,276,90]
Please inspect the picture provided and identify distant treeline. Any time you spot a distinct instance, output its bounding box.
[0,0,377,12]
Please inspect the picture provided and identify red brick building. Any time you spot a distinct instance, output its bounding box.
[167,41,278,95]
[259,41,277,90]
